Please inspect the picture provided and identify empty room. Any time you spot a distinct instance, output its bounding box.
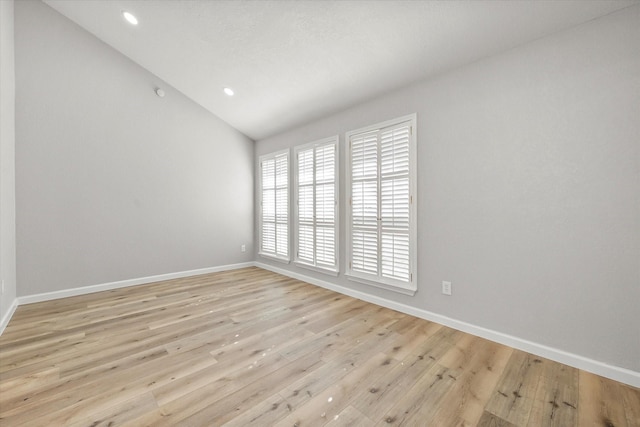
[0,0,639,425]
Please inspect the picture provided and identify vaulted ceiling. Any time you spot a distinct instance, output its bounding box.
[43,0,637,140]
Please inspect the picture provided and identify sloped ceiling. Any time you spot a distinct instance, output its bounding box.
[43,0,637,140]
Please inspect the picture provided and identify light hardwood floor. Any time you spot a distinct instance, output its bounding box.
[0,267,638,426]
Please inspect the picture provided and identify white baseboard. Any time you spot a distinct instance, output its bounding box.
[17,262,254,305]
[255,262,640,389]
[0,298,18,336]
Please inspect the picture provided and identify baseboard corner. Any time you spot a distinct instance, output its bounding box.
[0,297,19,336]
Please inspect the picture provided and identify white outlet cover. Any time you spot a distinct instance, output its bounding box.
[442,281,452,295]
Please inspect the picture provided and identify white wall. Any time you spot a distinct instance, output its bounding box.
[256,5,640,374]
[15,0,254,297]
[0,0,17,327]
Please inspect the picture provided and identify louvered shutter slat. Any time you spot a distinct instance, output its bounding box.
[316,183,334,224]
[276,188,288,223]
[275,154,288,186]
[381,126,410,176]
[381,232,410,281]
[298,224,314,262]
[262,159,275,188]
[298,185,313,223]
[316,225,335,266]
[299,150,313,185]
[352,180,377,228]
[381,177,409,229]
[315,144,334,183]
[352,230,378,274]
[352,132,378,179]
[262,188,275,222]
[262,223,275,253]
[276,223,288,257]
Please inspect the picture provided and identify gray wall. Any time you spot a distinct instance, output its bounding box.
[255,6,640,372]
[15,0,254,297]
[0,0,17,321]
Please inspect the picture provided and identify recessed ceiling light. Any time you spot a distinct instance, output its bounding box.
[122,11,138,26]
[224,87,234,96]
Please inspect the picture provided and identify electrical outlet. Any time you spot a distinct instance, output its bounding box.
[241,244,246,252]
[442,281,452,296]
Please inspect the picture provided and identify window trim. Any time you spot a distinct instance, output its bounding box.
[293,135,339,275]
[345,114,417,295]
[258,148,291,263]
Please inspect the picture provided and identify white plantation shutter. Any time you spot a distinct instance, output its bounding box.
[294,137,338,273]
[298,149,314,263]
[347,115,416,294]
[260,150,289,260]
[261,159,276,254]
[351,131,378,275]
[380,125,410,282]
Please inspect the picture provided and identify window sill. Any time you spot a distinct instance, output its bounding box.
[259,252,291,264]
[294,260,339,277]
[346,273,416,296]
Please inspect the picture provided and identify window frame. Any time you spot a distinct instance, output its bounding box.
[258,148,290,263]
[345,114,417,295]
[293,136,339,276]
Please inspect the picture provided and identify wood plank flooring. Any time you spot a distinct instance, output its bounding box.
[0,267,638,426]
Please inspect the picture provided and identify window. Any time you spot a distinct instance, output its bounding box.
[294,136,339,274]
[346,114,417,295]
[259,149,289,262]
